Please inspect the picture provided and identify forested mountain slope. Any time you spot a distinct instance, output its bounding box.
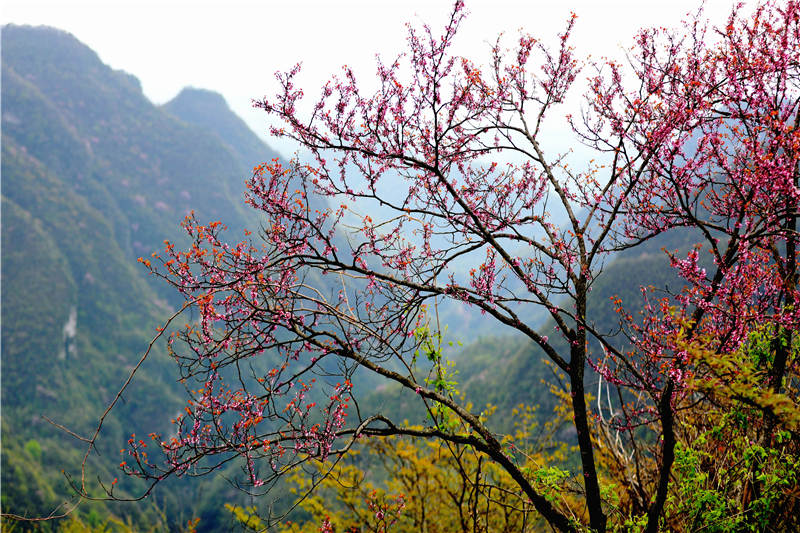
[1,25,285,529]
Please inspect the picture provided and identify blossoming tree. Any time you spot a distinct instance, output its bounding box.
[118,1,798,531]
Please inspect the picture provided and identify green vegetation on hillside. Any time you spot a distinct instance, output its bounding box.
[0,24,288,530]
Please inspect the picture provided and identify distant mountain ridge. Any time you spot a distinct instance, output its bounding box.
[164,87,270,168]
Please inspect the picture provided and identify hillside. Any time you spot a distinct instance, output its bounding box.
[1,25,287,530]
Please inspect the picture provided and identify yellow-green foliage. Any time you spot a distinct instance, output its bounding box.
[658,325,800,532]
[683,325,800,430]
[227,400,582,533]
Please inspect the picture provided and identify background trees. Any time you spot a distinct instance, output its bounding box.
[123,1,799,530]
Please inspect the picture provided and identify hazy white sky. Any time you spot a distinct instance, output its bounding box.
[3,0,742,155]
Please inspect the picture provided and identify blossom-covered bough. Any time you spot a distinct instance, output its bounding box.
[113,1,798,531]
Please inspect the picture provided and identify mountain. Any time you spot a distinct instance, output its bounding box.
[1,24,288,530]
[164,88,268,168]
